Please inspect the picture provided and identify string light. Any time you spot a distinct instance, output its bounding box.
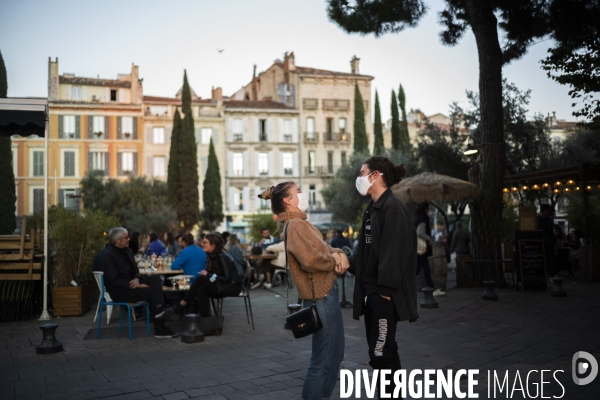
[542,183,551,189]
[553,188,561,194]
[564,187,571,193]
[522,185,529,191]
[566,180,576,186]
[532,184,540,190]
[586,185,593,191]
[575,187,581,191]
[503,188,510,194]
[555,181,563,187]
[511,187,519,192]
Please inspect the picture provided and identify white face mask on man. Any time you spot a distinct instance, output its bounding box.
[296,192,309,212]
[355,172,382,196]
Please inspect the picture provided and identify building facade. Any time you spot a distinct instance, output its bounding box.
[233,52,373,216]
[11,58,143,215]
[222,100,299,230]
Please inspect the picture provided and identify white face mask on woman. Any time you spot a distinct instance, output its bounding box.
[296,192,309,212]
[355,172,382,196]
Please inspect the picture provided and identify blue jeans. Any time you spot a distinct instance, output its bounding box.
[302,282,345,400]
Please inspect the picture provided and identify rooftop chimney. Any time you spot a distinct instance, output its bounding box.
[48,57,59,100]
[211,86,223,101]
[350,55,360,75]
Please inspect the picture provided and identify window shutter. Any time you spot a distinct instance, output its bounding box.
[64,152,75,177]
[117,153,122,176]
[117,116,122,139]
[105,88,110,102]
[212,127,219,144]
[278,118,284,142]
[254,153,258,177]
[104,152,110,176]
[75,116,80,139]
[146,126,153,144]
[253,118,259,142]
[105,116,110,138]
[58,189,64,207]
[227,153,233,177]
[242,187,250,212]
[194,127,201,144]
[65,85,72,100]
[58,115,64,139]
[267,119,273,142]
[243,152,248,177]
[268,153,274,177]
[118,89,124,102]
[292,118,298,142]
[228,187,235,212]
[88,116,93,138]
[133,117,138,139]
[293,152,299,176]
[243,118,248,142]
[88,152,93,173]
[81,87,87,101]
[165,125,172,143]
[147,156,153,176]
[133,153,138,176]
[226,118,232,142]
[279,153,283,176]
[75,189,81,211]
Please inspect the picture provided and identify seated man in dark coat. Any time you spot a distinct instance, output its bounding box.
[101,227,178,339]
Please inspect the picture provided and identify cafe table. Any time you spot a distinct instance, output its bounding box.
[244,253,277,261]
[139,268,183,276]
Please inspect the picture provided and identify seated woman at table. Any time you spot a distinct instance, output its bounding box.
[170,233,206,282]
[164,231,179,257]
[163,233,242,318]
[225,234,246,275]
[145,232,167,256]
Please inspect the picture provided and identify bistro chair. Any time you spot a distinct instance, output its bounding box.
[92,271,114,325]
[93,271,150,339]
[210,264,255,329]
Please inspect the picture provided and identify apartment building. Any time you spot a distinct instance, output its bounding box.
[142,87,226,210]
[234,52,374,213]
[11,58,143,215]
[223,100,299,228]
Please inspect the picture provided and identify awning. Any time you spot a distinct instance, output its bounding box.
[0,98,47,137]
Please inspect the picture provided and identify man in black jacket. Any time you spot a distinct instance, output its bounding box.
[349,157,418,397]
[101,227,178,339]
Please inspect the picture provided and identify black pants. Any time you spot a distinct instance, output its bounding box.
[364,293,401,398]
[416,254,435,289]
[184,275,241,317]
[108,275,165,326]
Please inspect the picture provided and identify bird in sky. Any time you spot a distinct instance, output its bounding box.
[216,48,224,53]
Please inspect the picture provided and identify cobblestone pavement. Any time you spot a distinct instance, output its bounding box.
[1,275,599,400]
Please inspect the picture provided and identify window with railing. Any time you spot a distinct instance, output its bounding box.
[326,118,334,141]
[309,185,316,206]
[283,119,292,142]
[259,119,267,141]
[32,151,44,177]
[302,98,318,110]
[258,153,268,175]
[327,151,334,174]
[153,127,165,144]
[90,152,105,172]
[322,99,350,111]
[93,116,105,137]
[306,117,315,140]
[283,152,293,176]
[233,153,243,177]
[308,151,316,174]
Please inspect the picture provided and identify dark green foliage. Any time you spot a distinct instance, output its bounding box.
[541,0,600,125]
[398,84,411,153]
[565,192,600,245]
[167,70,201,230]
[0,50,16,234]
[247,213,281,242]
[373,91,385,155]
[80,171,177,237]
[200,138,223,231]
[390,89,401,151]
[321,149,418,224]
[353,83,369,152]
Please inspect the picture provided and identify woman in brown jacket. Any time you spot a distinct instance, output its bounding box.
[259,182,349,400]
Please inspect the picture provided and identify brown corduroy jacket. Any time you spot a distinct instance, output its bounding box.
[278,210,343,300]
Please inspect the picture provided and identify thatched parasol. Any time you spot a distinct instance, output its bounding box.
[392,172,480,203]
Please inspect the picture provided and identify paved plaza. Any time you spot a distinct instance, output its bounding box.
[1,275,599,400]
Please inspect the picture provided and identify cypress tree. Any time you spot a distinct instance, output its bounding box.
[373,90,384,155]
[398,84,411,153]
[0,50,16,234]
[200,137,223,231]
[177,71,200,230]
[167,108,181,206]
[391,89,401,151]
[353,83,368,153]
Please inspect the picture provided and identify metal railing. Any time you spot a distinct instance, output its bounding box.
[322,99,350,111]
[304,132,319,143]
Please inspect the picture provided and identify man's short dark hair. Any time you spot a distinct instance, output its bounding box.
[222,231,231,241]
[261,227,269,232]
[540,204,552,213]
[181,233,194,246]
[336,229,344,235]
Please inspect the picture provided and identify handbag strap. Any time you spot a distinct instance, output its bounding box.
[283,222,316,316]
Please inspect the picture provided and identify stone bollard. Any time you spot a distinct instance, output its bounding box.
[481,280,498,301]
[36,324,63,354]
[550,277,567,297]
[180,314,205,343]
[420,287,438,309]
[285,304,303,330]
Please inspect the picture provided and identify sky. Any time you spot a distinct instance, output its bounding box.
[0,0,577,123]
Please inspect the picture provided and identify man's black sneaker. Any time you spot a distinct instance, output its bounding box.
[155,305,174,320]
[154,326,179,339]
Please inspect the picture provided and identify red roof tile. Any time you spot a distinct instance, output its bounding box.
[59,75,131,88]
[274,62,373,79]
[143,95,213,104]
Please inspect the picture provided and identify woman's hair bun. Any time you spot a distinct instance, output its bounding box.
[258,186,274,200]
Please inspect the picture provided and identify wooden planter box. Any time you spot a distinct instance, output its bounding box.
[53,284,92,317]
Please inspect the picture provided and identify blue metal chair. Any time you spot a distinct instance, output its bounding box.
[93,271,150,339]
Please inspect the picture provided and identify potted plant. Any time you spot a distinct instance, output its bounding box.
[49,207,119,316]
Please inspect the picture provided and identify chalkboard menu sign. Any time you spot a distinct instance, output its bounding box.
[518,240,547,291]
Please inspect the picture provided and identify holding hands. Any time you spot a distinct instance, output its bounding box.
[333,252,350,275]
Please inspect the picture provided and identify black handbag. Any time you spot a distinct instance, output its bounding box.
[284,223,323,339]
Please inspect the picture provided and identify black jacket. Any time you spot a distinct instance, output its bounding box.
[101,244,140,298]
[349,189,418,322]
[208,253,242,293]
